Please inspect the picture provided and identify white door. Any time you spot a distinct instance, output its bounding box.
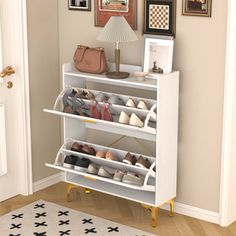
[0,0,32,201]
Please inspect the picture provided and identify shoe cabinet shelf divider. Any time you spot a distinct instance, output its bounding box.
[44,62,179,223]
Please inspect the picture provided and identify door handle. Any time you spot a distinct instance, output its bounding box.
[0,66,15,78]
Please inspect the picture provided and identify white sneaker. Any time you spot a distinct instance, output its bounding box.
[98,166,115,179]
[129,113,143,127]
[126,98,136,108]
[118,111,129,124]
[137,100,149,110]
[122,173,144,186]
[113,170,125,182]
[87,163,99,175]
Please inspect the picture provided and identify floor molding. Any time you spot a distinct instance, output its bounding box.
[161,201,220,225]
[33,174,220,224]
[33,172,65,193]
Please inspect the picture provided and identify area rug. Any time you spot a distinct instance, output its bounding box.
[0,200,156,236]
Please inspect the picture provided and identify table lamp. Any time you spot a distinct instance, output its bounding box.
[97,16,138,79]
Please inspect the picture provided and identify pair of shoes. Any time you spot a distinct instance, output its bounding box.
[118,112,143,128]
[87,164,115,179]
[113,170,144,186]
[95,93,124,106]
[123,152,151,169]
[63,155,91,172]
[71,142,96,156]
[126,98,149,110]
[86,163,143,185]
[90,100,113,121]
[62,89,89,117]
[96,150,119,162]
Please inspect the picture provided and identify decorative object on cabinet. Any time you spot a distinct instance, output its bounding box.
[68,0,91,11]
[94,0,137,30]
[182,0,212,17]
[73,45,108,74]
[143,0,176,37]
[97,16,138,79]
[134,71,149,82]
[44,62,179,227]
[143,37,174,75]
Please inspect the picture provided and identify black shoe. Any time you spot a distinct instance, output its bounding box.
[74,158,91,172]
[63,155,78,169]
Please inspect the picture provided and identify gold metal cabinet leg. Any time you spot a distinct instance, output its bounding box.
[67,184,79,202]
[141,204,158,227]
[151,207,158,227]
[167,199,174,217]
[85,188,91,194]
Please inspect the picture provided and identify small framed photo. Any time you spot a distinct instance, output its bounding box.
[95,0,137,30]
[143,0,176,37]
[143,37,174,75]
[182,0,212,17]
[68,0,91,11]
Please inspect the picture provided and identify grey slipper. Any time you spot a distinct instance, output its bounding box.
[98,166,115,179]
[122,173,144,186]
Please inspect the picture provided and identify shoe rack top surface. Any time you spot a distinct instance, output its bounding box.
[63,63,178,91]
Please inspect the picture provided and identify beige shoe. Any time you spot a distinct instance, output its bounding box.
[129,113,143,127]
[137,100,149,110]
[105,151,119,162]
[126,98,136,108]
[118,111,129,124]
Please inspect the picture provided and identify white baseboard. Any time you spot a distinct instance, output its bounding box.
[33,174,220,224]
[33,172,65,193]
[161,201,220,225]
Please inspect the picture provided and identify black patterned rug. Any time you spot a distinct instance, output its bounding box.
[0,200,156,236]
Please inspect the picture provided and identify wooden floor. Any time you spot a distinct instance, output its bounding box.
[0,182,236,236]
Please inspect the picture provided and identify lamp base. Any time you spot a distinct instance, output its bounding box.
[105,71,129,79]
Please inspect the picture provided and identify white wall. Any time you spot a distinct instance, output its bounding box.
[27,0,61,181]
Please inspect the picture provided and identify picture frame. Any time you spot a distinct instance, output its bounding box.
[94,0,137,30]
[182,0,212,17]
[68,0,91,11]
[143,0,176,37]
[143,37,174,75]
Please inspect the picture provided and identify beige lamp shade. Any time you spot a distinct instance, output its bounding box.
[97,16,138,43]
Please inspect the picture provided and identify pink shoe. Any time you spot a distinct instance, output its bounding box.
[89,100,101,119]
[101,102,113,122]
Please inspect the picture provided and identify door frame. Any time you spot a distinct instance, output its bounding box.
[15,0,32,196]
[220,0,236,227]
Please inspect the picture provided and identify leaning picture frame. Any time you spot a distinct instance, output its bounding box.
[143,37,174,75]
[68,0,91,11]
[143,0,176,37]
[94,0,137,30]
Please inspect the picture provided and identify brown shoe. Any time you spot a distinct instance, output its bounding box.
[81,144,96,156]
[123,152,136,165]
[71,142,82,152]
[135,155,151,169]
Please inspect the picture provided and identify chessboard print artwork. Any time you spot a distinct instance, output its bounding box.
[0,200,156,236]
[144,0,176,37]
[149,4,170,30]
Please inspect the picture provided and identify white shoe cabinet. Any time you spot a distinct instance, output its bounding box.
[44,62,179,225]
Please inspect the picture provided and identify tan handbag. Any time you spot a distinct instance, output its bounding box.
[73,45,108,74]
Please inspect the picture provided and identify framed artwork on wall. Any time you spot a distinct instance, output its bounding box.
[143,37,174,75]
[94,0,137,30]
[68,0,91,11]
[143,0,176,37]
[182,0,212,17]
